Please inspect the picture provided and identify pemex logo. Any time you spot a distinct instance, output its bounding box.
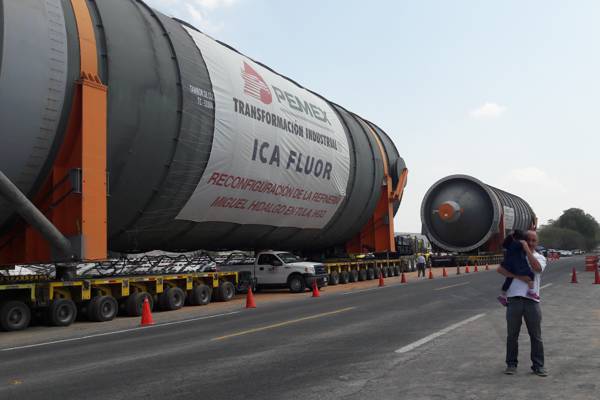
[241,61,272,105]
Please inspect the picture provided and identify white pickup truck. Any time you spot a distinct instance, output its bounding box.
[217,251,329,293]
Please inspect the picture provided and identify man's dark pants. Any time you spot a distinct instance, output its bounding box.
[417,263,425,277]
[506,296,544,370]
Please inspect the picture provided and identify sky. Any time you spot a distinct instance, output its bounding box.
[144,0,600,233]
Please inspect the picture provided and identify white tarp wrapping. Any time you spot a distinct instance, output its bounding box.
[503,206,515,230]
[176,27,350,229]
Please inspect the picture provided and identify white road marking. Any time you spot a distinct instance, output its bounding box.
[540,283,553,289]
[0,311,240,352]
[433,281,470,291]
[395,313,486,354]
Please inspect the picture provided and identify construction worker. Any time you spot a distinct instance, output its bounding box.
[416,253,426,278]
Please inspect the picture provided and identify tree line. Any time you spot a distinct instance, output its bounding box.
[538,208,600,251]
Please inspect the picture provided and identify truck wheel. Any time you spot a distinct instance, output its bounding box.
[126,292,153,317]
[88,295,118,322]
[367,268,375,280]
[288,274,306,293]
[329,271,339,285]
[48,299,77,327]
[189,284,212,306]
[394,266,400,276]
[339,271,350,284]
[358,269,367,281]
[159,287,186,310]
[216,281,236,301]
[349,269,359,283]
[0,300,31,331]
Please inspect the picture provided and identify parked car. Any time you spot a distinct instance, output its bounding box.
[217,251,329,293]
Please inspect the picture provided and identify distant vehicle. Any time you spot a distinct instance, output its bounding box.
[572,249,585,255]
[217,251,329,293]
[559,250,573,257]
[536,246,548,257]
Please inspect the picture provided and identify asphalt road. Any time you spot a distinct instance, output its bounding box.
[0,256,584,399]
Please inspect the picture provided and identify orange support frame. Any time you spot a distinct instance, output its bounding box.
[346,127,408,254]
[0,0,107,264]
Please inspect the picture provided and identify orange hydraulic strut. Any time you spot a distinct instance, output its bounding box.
[346,125,407,254]
[0,0,107,264]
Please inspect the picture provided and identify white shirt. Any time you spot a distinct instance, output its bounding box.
[506,251,547,302]
[417,255,426,264]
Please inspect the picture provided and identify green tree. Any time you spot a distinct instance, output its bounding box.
[538,226,586,250]
[551,208,600,251]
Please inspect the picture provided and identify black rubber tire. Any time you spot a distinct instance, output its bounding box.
[349,269,359,283]
[0,300,31,331]
[88,295,119,322]
[381,268,388,278]
[288,274,306,293]
[48,299,77,327]
[159,287,186,311]
[189,284,212,306]
[216,281,236,301]
[367,268,375,280]
[125,292,153,317]
[329,271,339,285]
[358,269,367,281]
[339,270,350,284]
[394,266,400,276]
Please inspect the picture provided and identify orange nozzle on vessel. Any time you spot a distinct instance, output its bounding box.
[438,203,455,221]
[436,201,462,223]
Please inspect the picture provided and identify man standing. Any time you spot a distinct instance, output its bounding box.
[497,230,548,376]
[416,253,426,278]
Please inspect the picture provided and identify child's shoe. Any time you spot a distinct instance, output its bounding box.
[497,295,508,307]
[527,290,540,301]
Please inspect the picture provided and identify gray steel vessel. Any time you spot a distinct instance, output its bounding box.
[421,175,536,253]
[0,0,405,252]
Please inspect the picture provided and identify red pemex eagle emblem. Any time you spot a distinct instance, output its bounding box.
[241,61,272,105]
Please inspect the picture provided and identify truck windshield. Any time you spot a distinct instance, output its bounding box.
[277,253,301,263]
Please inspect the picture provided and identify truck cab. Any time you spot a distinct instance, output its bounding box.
[219,251,328,293]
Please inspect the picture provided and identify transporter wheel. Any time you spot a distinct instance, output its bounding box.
[88,295,119,322]
[216,281,236,301]
[48,299,77,327]
[189,284,212,306]
[0,300,31,331]
[358,269,367,281]
[159,287,186,311]
[339,271,350,284]
[367,268,375,280]
[381,268,388,278]
[349,269,359,283]
[329,271,339,285]
[288,274,306,293]
[126,292,153,317]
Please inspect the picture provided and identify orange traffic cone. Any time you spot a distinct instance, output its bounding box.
[246,286,257,308]
[379,273,385,287]
[428,268,434,279]
[400,272,407,283]
[485,264,489,271]
[442,268,448,277]
[456,266,461,275]
[594,268,600,285]
[312,280,321,297]
[141,297,154,326]
[474,265,479,273]
[571,267,578,283]
[465,265,470,273]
